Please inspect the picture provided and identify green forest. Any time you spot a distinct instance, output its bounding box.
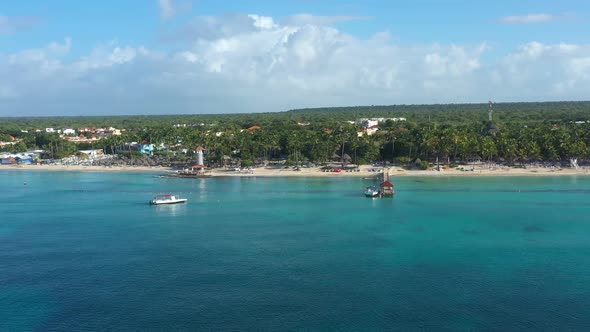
[1,101,590,166]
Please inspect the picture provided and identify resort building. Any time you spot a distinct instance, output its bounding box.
[0,151,38,165]
[243,125,261,133]
[79,149,105,156]
[137,144,155,155]
[355,118,407,127]
[63,135,99,143]
[357,125,380,137]
[62,129,76,135]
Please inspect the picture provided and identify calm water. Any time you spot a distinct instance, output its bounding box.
[1,170,590,331]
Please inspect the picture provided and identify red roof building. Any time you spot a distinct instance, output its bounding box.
[247,125,261,133]
[380,180,395,196]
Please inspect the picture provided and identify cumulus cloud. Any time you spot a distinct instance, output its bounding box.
[1,13,589,115]
[497,42,590,98]
[161,14,269,42]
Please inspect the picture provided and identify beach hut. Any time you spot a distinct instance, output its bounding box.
[342,153,352,163]
[380,180,395,196]
[190,164,206,172]
[16,157,32,165]
[1,157,16,165]
[380,168,395,196]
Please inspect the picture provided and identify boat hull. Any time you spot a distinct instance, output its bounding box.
[150,199,187,205]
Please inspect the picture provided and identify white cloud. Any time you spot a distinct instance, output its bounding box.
[158,0,191,21]
[1,14,590,116]
[496,42,590,98]
[158,0,175,20]
[248,14,277,29]
[500,13,575,24]
[501,13,554,24]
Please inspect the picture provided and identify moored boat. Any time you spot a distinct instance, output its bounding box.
[363,168,395,198]
[149,194,187,205]
[364,186,380,198]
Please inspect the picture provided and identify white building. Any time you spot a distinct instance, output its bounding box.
[355,119,379,128]
[357,125,380,137]
[79,149,104,156]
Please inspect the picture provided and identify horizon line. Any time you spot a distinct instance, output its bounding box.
[1,100,589,119]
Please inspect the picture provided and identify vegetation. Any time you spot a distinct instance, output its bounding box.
[1,101,590,166]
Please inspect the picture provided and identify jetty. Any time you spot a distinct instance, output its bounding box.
[363,167,395,197]
[163,166,212,178]
[380,168,395,196]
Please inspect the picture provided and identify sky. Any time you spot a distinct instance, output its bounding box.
[1,0,589,116]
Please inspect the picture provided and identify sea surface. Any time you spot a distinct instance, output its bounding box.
[1,170,590,331]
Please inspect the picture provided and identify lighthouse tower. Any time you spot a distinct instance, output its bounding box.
[195,146,205,166]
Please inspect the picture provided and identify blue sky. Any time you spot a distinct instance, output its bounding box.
[5,0,588,49]
[1,0,589,115]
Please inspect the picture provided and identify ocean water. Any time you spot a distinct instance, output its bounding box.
[1,170,590,331]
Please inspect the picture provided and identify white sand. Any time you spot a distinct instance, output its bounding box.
[3,163,589,177]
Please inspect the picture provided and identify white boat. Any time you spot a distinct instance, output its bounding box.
[364,186,380,198]
[149,194,187,205]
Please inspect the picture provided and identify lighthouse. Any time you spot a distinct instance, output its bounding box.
[176,146,211,177]
[195,146,205,166]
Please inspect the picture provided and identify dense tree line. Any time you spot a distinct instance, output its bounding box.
[1,101,590,166]
[1,101,589,130]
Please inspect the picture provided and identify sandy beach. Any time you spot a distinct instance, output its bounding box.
[2,163,589,177]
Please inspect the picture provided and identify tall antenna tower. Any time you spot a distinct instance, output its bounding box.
[488,100,493,121]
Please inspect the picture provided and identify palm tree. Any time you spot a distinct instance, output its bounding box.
[287,131,304,167]
[386,130,397,165]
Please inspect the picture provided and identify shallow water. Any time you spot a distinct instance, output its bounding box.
[2,171,590,330]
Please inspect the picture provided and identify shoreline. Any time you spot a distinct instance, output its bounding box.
[2,164,590,177]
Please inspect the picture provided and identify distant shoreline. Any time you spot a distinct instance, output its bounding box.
[2,164,589,177]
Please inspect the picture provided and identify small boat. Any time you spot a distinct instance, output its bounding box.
[364,186,380,198]
[149,194,187,205]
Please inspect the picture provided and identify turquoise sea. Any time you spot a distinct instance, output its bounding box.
[1,170,590,330]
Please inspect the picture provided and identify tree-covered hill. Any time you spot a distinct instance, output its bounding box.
[287,101,590,124]
[1,101,589,129]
